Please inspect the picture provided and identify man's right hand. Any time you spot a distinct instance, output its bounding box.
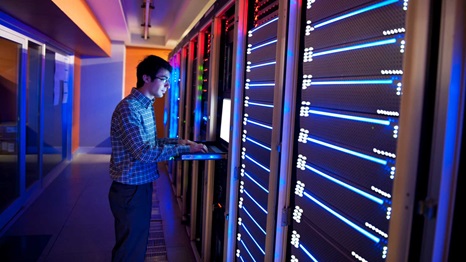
[189,142,208,153]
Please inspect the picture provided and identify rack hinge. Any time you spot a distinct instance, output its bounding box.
[281,207,291,226]
[418,198,437,219]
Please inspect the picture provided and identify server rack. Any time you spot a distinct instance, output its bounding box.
[169,0,463,261]
[289,1,409,261]
[190,5,237,260]
[227,0,289,261]
[167,2,237,261]
[199,27,212,142]
[174,47,188,201]
[190,25,212,256]
[180,42,193,226]
[202,5,236,261]
[413,0,465,260]
[182,37,197,233]
[275,0,433,261]
[167,53,180,140]
[166,52,181,189]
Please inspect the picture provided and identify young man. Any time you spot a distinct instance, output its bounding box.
[108,55,206,261]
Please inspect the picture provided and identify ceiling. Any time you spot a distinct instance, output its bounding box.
[0,0,214,56]
[86,0,215,49]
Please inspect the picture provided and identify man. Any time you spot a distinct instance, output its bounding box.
[108,55,206,261]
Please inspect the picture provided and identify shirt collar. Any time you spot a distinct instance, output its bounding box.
[131,88,154,109]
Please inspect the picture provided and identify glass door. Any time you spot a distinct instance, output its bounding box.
[0,30,22,213]
[42,49,66,176]
[0,24,71,232]
[26,42,42,188]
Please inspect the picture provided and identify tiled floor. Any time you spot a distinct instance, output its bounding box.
[0,154,195,262]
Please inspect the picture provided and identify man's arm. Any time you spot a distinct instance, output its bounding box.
[117,104,190,162]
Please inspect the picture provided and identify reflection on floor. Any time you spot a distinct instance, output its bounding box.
[0,154,195,262]
[0,235,51,261]
[0,154,64,210]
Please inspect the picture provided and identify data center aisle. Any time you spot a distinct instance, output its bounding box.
[0,154,195,262]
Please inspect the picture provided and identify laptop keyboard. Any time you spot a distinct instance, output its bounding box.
[209,146,223,153]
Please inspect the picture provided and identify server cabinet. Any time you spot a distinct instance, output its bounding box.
[227,0,289,261]
[167,52,181,190]
[167,53,181,140]
[202,4,236,261]
[281,1,429,261]
[167,1,237,261]
[199,27,212,142]
[191,25,212,256]
[416,0,465,260]
[180,42,194,225]
[173,47,189,199]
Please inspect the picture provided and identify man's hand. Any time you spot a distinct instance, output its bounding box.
[179,139,196,146]
[189,142,208,153]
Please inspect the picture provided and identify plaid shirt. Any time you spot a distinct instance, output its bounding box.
[110,88,190,185]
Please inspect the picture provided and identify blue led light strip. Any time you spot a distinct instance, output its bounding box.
[247,83,275,87]
[244,171,269,193]
[309,110,390,125]
[247,101,274,108]
[313,38,397,57]
[246,137,272,151]
[305,164,384,205]
[250,17,279,33]
[314,0,399,28]
[299,244,318,262]
[310,79,393,85]
[244,189,268,214]
[303,191,380,243]
[182,154,225,160]
[245,155,271,172]
[249,61,276,69]
[241,223,266,254]
[246,119,273,130]
[242,206,267,235]
[307,137,387,165]
[250,39,278,51]
[240,239,257,262]
[240,256,245,262]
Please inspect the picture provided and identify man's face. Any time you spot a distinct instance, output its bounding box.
[148,68,170,98]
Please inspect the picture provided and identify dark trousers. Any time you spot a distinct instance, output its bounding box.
[108,181,153,262]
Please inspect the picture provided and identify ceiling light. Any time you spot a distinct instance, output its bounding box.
[141,0,154,40]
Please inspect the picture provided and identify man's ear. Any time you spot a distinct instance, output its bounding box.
[143,75,151,83]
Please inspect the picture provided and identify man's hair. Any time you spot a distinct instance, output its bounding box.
[136,55,173,88]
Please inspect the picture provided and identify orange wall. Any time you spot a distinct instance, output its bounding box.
[0,38,19,122]
[125,47,171,137]
[72,56,81,153]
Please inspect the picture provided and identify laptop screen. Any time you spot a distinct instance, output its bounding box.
[219,98,231,144]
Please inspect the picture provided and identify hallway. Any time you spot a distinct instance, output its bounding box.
[0,154,195,262]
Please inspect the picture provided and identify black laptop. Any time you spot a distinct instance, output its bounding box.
[177,98,231,161]
[178,140,228,160]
